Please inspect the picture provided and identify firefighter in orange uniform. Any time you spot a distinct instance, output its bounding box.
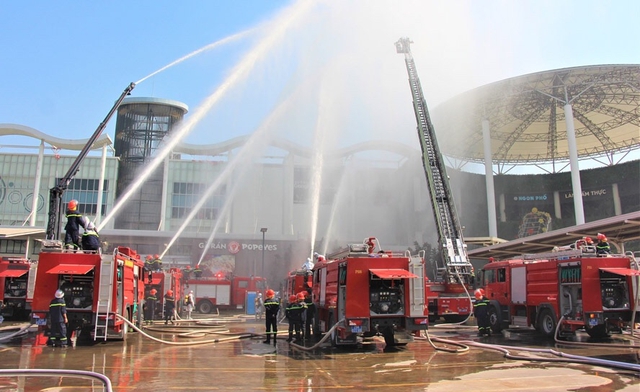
[262,289,280,346]
[473,288,491,336]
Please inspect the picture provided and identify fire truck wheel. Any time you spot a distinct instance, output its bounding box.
[538,309,557,337]
[487,305,503,333]
[197,300,214,314]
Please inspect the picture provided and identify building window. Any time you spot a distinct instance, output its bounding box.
[0,239,27,255]
[59,178,109,216]
[171,182,225,219]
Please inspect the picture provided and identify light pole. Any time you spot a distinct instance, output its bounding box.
[260,228,268,278]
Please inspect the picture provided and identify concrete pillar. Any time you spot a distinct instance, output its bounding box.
[482,119,498,237]
[95,144,107,226]
[30,141,44,226]
[160,155,169,231]
[612,183,622,216]
[564,103,585,224]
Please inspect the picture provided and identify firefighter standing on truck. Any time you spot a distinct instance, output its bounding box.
[81,221,101,252]
[262,289,279,346]
[473,288,491,336]
[64,199,87,250]
[48,289,69,347]
[596,233,611,255]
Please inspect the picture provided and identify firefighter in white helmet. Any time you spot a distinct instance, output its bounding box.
[48,289,69,347]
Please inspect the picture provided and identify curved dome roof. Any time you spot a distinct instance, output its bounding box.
[433,65,640,164]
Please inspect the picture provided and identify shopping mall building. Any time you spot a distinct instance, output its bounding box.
[1,65,638,284]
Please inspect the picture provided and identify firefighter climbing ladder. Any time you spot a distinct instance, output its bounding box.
[94,251,115,341]
[395,38,474,285]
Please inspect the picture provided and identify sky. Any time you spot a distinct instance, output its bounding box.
[1,0,638,165]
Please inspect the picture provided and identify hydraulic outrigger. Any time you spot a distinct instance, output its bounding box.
[395,38,474,287]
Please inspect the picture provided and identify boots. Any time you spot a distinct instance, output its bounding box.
[273,337,276,346]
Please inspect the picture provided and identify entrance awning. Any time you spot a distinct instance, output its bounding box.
[46,264,95,275]
[600,267,640,277]
[370,269,418,279]
[0,269,28,278]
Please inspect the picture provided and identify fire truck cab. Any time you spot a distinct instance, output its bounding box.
[312,239,428,347]
[480,248,640,338]
[31,245,145,342]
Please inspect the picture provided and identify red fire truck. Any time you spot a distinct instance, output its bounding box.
[312,238,429,347]
[0,257,37,319]
[479,248,640,338]
[31,246,146,342]
[284,269,313,303]
[187,274,267,313]
[145,268,184,319]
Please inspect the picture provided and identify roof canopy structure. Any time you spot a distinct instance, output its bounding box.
[467,211,640,260]
[433,65,640,166]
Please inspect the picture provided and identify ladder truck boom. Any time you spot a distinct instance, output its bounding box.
[395,38,473,285]
[46,82,135,241]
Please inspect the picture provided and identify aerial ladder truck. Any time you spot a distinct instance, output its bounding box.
[396,38,474,322]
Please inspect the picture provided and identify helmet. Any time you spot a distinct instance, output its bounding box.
[167,290,173,296]
[68,199,78,211]
[296,292,306,301]
[150,289,157,295]
[474,288,485,300]
[185,265,191,270]
[265,289,275,298]
[289,295,297,303]
[585,237,593,244]
[597,233,607,241]
[189,290,193,294]
[257,292,262,297]
[317,255,325,262]
[146,255,153,261]
[154,254,160,259]
[55,289,64,299]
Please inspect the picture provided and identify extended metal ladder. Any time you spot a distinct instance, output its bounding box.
[396,37,474,285]
[93,250,115,341]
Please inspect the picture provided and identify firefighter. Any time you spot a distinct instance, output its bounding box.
[262,289,280,346]
[302,257,314,272]
[193,265,203,279]
[48,289,69,347]
[144,289,158,325]
[164,290,176,325]
[153,254,163,271]
[64,199,87,250]
[184,290,195,320]
[285,294,297,342]
[473,288,491,336]
[255,292,264,321]
[303,288,315,341]
[144,255,154,272]
[183,265,192,280]
[81,223,101,252]
[596,233,611,255]
[286,292,307,342]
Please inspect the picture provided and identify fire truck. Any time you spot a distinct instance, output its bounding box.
[480,248,640,338]
[284,268,313,302]
[396,38,474,322]
[0,257,37,319]
[145,268,184,319]
[312,238,428,346]
[187,274,267,313]
[31,246,145,342]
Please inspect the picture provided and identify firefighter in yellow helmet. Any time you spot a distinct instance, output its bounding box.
[64,199,87,250]
[262,289,280,346]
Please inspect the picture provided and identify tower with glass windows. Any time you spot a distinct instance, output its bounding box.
[113,97,188,230]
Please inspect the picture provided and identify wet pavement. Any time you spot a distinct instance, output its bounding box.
[0,314,638,391]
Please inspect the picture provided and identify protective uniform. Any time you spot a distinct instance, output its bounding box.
[144,289,157,324]
[596,233,611,255]
[304,289,315,341]
[81,223,101,252]
[473,289,491,336]
[153,254,163,271]
[64,200,87,250]
[286,292,307,342]
[48,289,68,347]
[263,289,280,346]
[254,293,264,320]
[184,291,195,320]
[164,290,175,325]
[193,266,203,278]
